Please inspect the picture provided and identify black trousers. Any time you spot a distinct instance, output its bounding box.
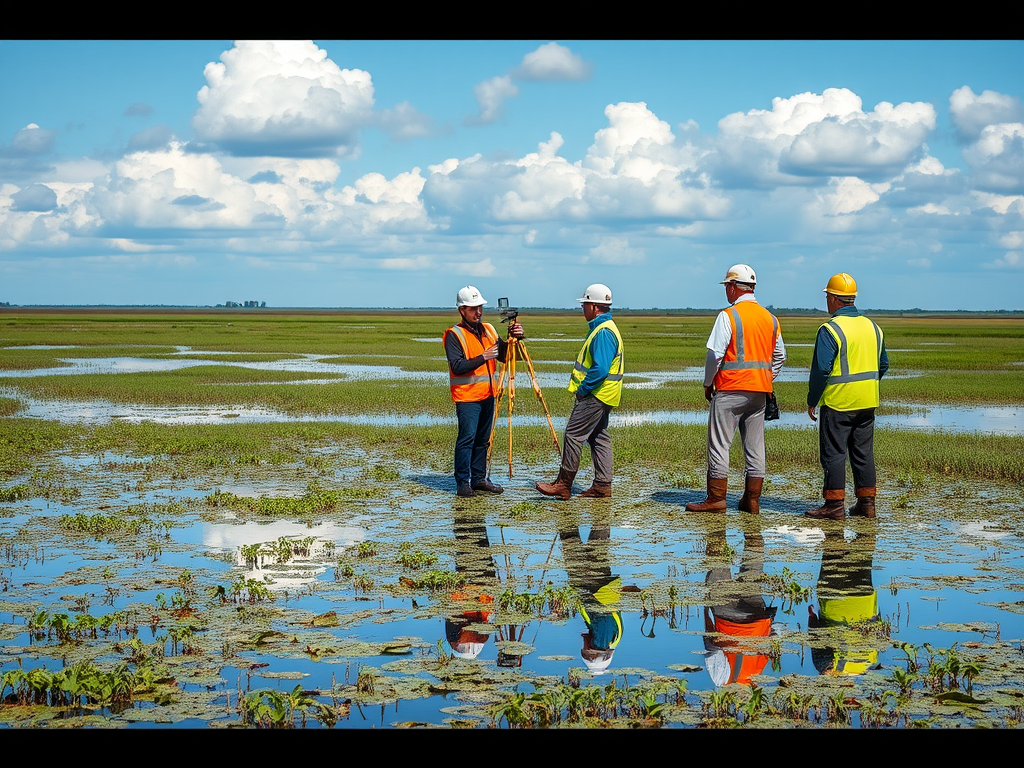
[819,405,877,492]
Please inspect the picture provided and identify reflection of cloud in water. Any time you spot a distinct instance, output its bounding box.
[764,525,826,546]
[956,522,1012,541]
[5,390,1021,435]
[203,519,363,550]
[203,520,365,592]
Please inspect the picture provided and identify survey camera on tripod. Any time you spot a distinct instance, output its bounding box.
[497,297,519,324]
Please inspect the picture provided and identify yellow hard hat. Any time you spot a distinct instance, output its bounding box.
[823,273,857,297]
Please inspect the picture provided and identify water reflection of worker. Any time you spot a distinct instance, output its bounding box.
[560,508,623,676]
[807,529,881,676]
[445,507,497,660]
[703,522,777,687]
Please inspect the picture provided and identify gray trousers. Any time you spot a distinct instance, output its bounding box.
[561,394,613,483]
[707,390,766,480]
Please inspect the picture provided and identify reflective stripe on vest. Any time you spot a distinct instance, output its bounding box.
[714,302,778,393]
[443,322,498,402]
[821,315,883,411]
[567,319,624,407]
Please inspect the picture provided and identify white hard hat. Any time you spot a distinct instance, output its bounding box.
[456,285,487,308]
[577,283,613,305]
[720,264,756,285]
[704,649,730,687]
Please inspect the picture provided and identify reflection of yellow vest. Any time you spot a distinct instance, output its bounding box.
[820,315,883,411]
[443,323,498,402]
[567,320,624,407]
[820,591,880,676]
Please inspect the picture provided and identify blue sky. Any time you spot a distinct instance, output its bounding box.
[1,40,1022,311]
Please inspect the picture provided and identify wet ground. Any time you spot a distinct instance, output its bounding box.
[2,445,1023,729]
[2,345,1023,728]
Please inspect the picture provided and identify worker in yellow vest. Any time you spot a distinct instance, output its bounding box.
[536,283,624,500]
[444,286,523,498]
[805,273,889,520]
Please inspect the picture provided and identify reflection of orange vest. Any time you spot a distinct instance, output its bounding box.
[443,323,498,402]
[714,301,778,393]
[715,616,772,685]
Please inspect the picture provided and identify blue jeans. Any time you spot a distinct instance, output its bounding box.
[455,398,495,486]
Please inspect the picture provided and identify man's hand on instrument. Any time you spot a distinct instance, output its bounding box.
[482,344,500,361]
[509,322,524,339]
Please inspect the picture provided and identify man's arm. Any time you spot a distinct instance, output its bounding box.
[878,331,889,380]
[702,311,732,400]
[771,333,786,381]
[806,327,838,418]
[575,328,617,397]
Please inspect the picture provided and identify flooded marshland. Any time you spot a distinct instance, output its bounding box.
[1,309,1023,729]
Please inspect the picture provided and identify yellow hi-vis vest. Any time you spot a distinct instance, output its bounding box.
[567,320,624,407]
[820,315,883,411]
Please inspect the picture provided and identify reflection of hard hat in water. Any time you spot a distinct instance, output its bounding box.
[446,618,489,660]
[581,632,615,674]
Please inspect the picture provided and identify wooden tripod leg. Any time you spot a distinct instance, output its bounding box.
[507,340,516,477]
[517,341,562,456]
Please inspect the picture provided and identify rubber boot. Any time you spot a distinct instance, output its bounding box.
[472,478,504,494]
[577,481,611,498]
[850,487,876,518]
[737,476,764,514]
[686,475,728,512]
[536,469,576,500]
[805,489,845,520]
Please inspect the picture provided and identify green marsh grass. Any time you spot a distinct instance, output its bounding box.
[1,310,1022,486]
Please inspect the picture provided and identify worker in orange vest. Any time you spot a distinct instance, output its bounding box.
[687,265,786,515]
[443,285,523,498]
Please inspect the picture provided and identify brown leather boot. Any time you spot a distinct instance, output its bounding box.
[850,487,876,518]
[577,481,611,498]
[737,476,764,514]
[805,489,845,520]
[686,475,728,512]
[536,469,576,500]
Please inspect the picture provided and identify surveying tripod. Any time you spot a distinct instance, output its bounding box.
[486,329,562,478]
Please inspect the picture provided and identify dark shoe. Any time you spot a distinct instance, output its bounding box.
[805,499,845,520]
[737,476,764,515]
[577,481,611,498]
[850,488,876,518]
[456,482,476,498]
[686,475,728,512]
[472,478,504,494]
[536,469,576,500]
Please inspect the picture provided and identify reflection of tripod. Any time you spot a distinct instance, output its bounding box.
[487,335,561,478]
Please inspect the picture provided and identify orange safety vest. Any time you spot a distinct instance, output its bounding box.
[713,301,779,393]
[443,322,499,403]
[714,616,772,685]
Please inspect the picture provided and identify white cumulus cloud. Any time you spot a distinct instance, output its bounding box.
[192,40,375,158]
[583,236,645,265]
[714,88,936,186]
[949,86,1024,142]
[514,42,592,82]
[467,75,519,125]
